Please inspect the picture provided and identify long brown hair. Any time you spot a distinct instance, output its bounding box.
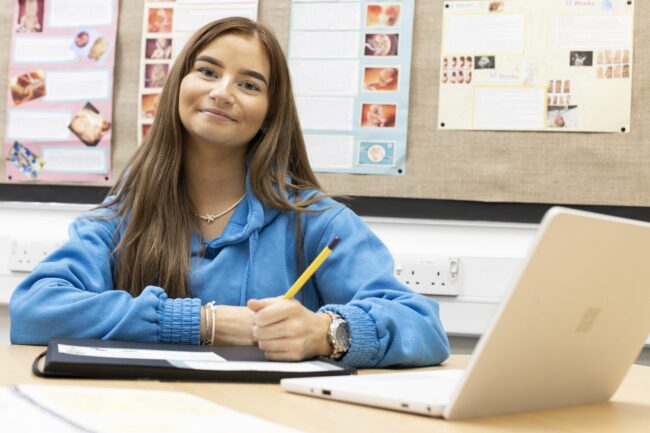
[99,17,322,298]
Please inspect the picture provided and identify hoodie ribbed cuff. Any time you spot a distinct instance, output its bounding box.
[319,304,379,368]
[158,297,201,344]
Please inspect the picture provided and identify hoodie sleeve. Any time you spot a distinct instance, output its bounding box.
[308,207,450,368]
[9,211,201,345]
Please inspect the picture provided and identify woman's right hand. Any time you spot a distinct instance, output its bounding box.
[203,305,256,346]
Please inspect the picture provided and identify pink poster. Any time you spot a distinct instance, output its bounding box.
[5,0,119,182]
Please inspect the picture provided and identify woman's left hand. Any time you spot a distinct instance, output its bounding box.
[247,297,332,361]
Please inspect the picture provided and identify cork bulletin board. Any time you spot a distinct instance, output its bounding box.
[1,0,649,208]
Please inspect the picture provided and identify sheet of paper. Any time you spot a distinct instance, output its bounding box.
[4,0,119,181]
[304,134,354,170]
[473,86,545,130]
[289,0,415,175]
[137,1,259,145]
[6,385,303,433]
[57,344,225,362]
[175,359,341,372]
[438,0,634,133]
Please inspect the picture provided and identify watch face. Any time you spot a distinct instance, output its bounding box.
[335,322,351,351]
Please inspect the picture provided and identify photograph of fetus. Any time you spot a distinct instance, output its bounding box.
[88,37,110,61]
[16,0,44,33]
[546,105,578,128]
[144,63,170,88]
[358,141,395,166]
[141,93,161,119]
[145,38,173,60]
[363,67,399,92]
[596,49,630,80]
[440,55,473,85]
[148,8,173,33]
[10,70,46,106]
[68,102,112,146]
[366,3,401,28]
[570,51,593,67]
[364,33,399,56]
[361,103,397,128]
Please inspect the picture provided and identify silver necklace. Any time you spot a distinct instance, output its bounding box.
[197,194,246,224]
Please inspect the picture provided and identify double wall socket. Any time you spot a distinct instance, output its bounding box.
[394,255,460,296]
[9,239,63,273]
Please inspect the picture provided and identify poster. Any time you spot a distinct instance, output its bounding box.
[438,0,635,133]
[138,0,259,145]
[289,1,415,175]
[4,0,119,182]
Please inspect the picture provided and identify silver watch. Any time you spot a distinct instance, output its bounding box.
[324,311,351,360]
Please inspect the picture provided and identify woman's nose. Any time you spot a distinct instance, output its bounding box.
[208,79,235,105]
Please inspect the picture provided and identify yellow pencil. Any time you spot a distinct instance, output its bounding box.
[283,237,341,299]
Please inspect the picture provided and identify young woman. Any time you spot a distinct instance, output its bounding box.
[10,18,449,368]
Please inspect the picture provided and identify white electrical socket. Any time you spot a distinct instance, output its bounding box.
[9,239,63,273]
[394,255,460,296]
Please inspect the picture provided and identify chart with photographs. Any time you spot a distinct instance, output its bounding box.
[4,0,119,182]
[138,0,259,145]
[438,0,634,133]
[289,1,414,175]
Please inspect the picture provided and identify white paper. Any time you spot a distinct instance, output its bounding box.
[0,388,81,433]
[443,15,525,54]
[13,38,75,63]
[48,0,113,27]
[290,60,359,96]
[304,134,354,169]
[473,86,545,130]
[550,16,633,48]
[178,359,340,372]
[173,36,189,58]
[290,31,359,59]
[13,385,303,433]
[292,2,361,30]
[175,8,256,32]
[40,148,107,173]
[296,97,354,130]
[7,110,71,141]
[44,70,110,102]
[57,344,225,361]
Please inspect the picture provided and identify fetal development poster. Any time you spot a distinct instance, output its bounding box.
[438,0,634,133]
[289,1,415,175]
[5,0,119,182]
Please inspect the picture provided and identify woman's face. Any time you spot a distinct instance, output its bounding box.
[179,33,270,151]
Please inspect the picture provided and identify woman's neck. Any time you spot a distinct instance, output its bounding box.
[183,140,247,212]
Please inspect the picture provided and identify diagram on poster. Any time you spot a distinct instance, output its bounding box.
[4,0,119,182]
[438,0,634,133]
[289,1,414,175]
[138,0,259,145]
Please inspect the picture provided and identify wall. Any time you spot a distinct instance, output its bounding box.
[1,202,648,366]
[2,1,650,205]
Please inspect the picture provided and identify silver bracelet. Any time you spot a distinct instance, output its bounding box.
[206,301,217,346]
[201,305,211,346]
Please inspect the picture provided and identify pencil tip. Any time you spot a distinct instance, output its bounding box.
[328,237,341,250]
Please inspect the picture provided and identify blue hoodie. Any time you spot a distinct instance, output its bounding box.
[10,182,450,368]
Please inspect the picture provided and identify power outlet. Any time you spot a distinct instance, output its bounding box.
[394,255,460,296]
[9,239,63,273]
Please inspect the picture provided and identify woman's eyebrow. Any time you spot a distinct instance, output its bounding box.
[195,55,268,85]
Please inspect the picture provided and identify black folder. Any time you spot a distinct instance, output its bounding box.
[34,338,356,383]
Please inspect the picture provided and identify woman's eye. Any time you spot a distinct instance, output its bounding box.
[241,81,260,91]
[197,67,217,78]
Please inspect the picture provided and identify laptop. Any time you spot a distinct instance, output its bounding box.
[281,207,650,419]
